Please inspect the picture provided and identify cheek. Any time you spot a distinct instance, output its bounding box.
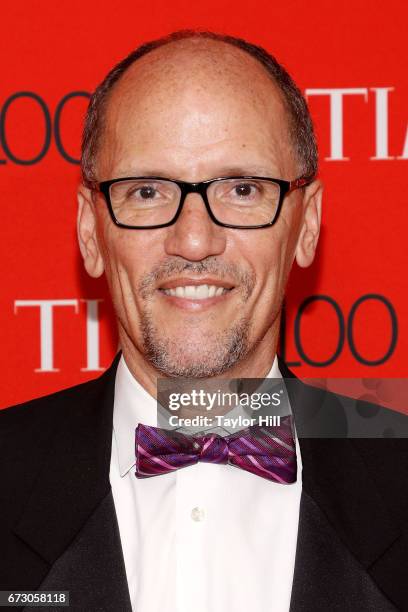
[237,215,301,302]
[237,230,287,289]
[96,218,138,282]
[99,221,166,295]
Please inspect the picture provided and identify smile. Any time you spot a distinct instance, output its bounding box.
[161,284,231,299]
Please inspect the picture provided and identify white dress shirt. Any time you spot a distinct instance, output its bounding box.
[109,355,302,612]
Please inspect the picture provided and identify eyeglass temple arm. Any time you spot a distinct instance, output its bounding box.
[288,174,316,192]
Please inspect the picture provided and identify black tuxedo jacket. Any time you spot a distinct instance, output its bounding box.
[1,352,407,611]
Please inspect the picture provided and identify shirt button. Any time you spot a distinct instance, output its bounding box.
[191,506,206,522]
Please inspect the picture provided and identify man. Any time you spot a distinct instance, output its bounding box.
[1,30,407,612]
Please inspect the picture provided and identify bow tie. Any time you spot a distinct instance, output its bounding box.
[135,416,297,484]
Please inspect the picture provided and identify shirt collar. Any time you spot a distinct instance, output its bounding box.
[113,355,157,476]
[113,353,284,477]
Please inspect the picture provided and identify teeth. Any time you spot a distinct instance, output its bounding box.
[162,284,230,299]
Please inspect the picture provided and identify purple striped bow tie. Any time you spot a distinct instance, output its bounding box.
[135,416,297,483]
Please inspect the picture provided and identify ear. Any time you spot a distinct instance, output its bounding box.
[295,179,323,268]
[77,184,105,278]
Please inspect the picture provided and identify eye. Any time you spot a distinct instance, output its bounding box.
[131,184,158,199]
[225,181,263,202]
[233,182,257,198]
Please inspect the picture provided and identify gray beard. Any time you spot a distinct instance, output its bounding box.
[140,311,251,378]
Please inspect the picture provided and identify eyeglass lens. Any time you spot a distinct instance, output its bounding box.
[109,178,281,227]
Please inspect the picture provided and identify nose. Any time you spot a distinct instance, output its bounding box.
[163,192,227,261]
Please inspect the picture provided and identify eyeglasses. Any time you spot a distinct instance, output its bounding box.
[96,174,315,230]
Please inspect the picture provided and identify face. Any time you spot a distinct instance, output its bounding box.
[78,40,322,381]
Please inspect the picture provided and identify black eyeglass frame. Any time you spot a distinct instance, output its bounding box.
[96,174,315,230]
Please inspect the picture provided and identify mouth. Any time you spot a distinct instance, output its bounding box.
[161,284,231,299]
[157,277,235,309]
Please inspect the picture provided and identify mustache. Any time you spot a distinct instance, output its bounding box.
[138,257,255,300]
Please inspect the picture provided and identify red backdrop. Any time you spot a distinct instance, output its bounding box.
[1,0,407,409]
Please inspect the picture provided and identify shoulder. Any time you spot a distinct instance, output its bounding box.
[295,380,408,526]
[313,382,408,438]
[277,356,408,437]
[0,352,121,431]
[0,376,106,483]
[0,361,119,525]
[0,374,106,431]
[0,354,120,469]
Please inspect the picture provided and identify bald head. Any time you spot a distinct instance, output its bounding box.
[97,38,297,184]
[81,31,317,186]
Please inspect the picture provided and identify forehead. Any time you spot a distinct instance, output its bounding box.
[99,40,296,179]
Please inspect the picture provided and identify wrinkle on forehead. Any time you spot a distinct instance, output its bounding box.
[98,39,297,180]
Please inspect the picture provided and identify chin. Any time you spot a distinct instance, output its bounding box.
[141,309,252,378]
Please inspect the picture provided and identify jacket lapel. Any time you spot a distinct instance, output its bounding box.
[12,353,126,598]
[279,358,407,610]
[290,490,398,611]
[22,490,132,612]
